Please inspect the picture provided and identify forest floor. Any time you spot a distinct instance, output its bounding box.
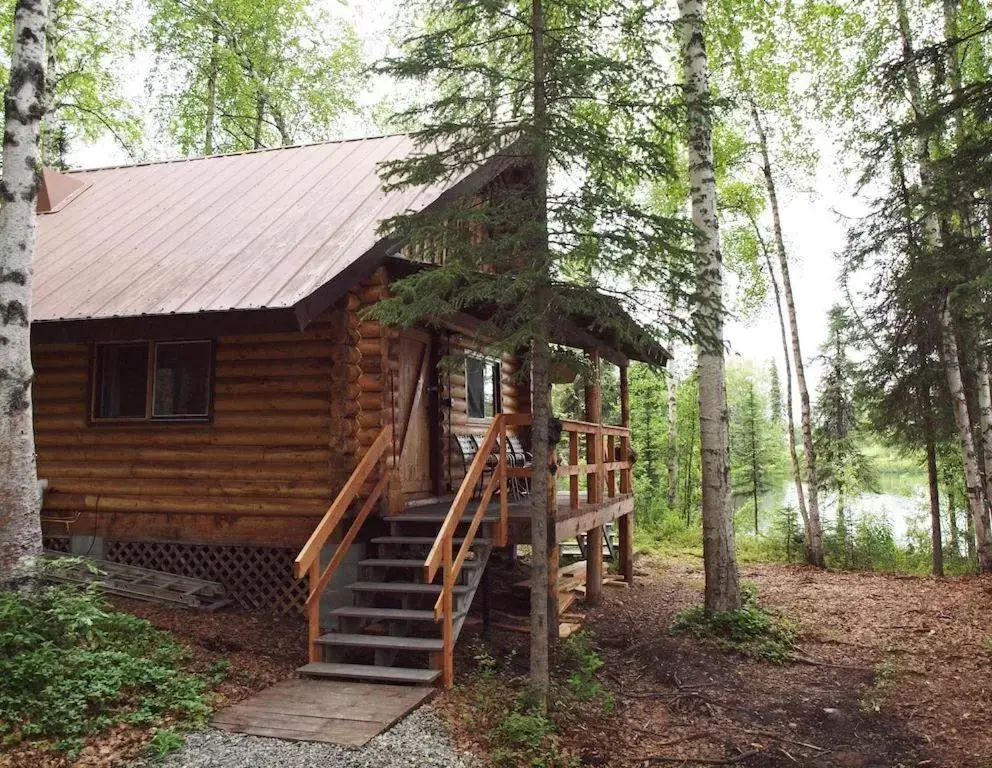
[440,555,992,767]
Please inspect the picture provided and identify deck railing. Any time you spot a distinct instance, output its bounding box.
[424,413,512,687]
[294,425,393,663]
[424,412,632,687]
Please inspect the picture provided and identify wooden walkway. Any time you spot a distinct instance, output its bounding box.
[210,679,434,746]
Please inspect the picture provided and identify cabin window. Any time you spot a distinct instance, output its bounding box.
[466,355,501,419]
[93,340,212,422]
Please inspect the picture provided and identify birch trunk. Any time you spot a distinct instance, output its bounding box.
[678,0,739,613]
[666,371,678,509]
[748,99,824,568]
[759,243,813,557]
[975,354,992,534]
[0,0,48,584]
[527,0,552,707]
[896,0,992,571]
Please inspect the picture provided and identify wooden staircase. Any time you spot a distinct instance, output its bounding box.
[294,415,515,688]
[298,520,495,686]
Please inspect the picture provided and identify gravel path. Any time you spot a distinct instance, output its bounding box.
[135,707,477,768]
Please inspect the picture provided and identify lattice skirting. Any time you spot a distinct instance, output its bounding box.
[104,541,307,614]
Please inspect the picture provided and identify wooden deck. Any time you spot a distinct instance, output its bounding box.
[210,678,434,746]
[394,492,633,543]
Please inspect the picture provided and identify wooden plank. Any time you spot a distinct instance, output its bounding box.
[209,679,434,747]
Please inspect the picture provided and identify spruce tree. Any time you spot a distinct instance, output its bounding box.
[373,0,697,699]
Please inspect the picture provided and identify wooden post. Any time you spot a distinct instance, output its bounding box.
[547,447,559,640]
[569,431,579,509]
[585,350,604,606]
[307,562,320,663]
[619,362,634,583]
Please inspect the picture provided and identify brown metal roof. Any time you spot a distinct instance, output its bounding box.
[32,134,482,328]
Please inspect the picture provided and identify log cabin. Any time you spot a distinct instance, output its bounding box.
[30,134,668,686]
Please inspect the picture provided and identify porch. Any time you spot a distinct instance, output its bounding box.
[293,404,635,689]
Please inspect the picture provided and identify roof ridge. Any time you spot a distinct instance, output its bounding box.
[64,131,413,174]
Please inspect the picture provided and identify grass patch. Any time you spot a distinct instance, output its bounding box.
[0,580,212,757]
[669,582,797,662]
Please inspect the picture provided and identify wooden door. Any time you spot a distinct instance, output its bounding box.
[395,331,433,498]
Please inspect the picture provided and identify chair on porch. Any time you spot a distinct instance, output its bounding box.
[506,434,532,500]
[454,434,498,499]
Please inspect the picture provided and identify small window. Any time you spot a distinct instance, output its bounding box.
[466,355,501,419]
[93,340,212,422]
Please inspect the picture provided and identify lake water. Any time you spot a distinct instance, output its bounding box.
[737,478,932,545]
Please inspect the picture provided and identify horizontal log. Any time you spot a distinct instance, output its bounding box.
[216,341,334,362]
[357,320,382,338]
[33,342,88,355]
[219,328,338,344]
[41,512,319,548]
[357,411,383,429]
[358,338,383,357]
[212,395,330,413]
[35,429,329,448]
[44,492,325,517]
[38,461,329,483]
[37,445,328,464]
[47,478,332,500]
[214,377,330,396]
[216,362,332,380]
[358,393,383,411]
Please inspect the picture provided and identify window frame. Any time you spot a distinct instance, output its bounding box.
[90,339,215,425]
[464,353,502,422]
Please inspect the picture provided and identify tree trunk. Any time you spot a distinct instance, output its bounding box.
[204,27,219,155]
[975,354,992,532]
[925,408,944,577]
[0,0,48,584]
[758,237,813,557]
[527,0,552,708]
[39,0,58,167]
[750,381,759,535]
[253,93,265,149]
[939,304,992,570]
[895,0,992,571]
[667,372,678,510]
[948,488,959,556]
[748,98,824,568]
[678,0,740,614]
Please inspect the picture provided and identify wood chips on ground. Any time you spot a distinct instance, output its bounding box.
[439,556,992,767]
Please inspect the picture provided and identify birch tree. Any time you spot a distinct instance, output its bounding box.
[0,0,48,583]
[678,0,740,612]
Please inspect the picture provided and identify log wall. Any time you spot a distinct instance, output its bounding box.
[35,270,392,549]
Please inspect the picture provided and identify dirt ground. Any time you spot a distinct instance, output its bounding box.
[443,555,992,768]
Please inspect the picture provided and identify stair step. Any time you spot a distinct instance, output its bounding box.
[298,662,441,685]
[330,606,461,622]
[359,558,482,570]
[349,581,470,595]
[315,632,444,651]
[371,536,492,546]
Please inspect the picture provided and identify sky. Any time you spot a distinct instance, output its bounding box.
[69,0,855,402]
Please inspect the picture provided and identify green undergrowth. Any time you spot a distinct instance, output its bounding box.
[0,574,216,759]
[669,582,798,662]
[455,632,615,767]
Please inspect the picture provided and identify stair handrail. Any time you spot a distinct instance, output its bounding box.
[424,413,509,686]
[294,425,393,662]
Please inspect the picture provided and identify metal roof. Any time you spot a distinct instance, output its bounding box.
[32,134,470,326]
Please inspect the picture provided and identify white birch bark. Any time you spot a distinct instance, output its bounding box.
[0,0,49,584]
[748,98,825,568]
[678,0,739,613]
[896,0,992,571]
[666,370,678,510]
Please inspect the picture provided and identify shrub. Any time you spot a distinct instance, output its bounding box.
[0,584,211,749]
[670,582,797,662]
